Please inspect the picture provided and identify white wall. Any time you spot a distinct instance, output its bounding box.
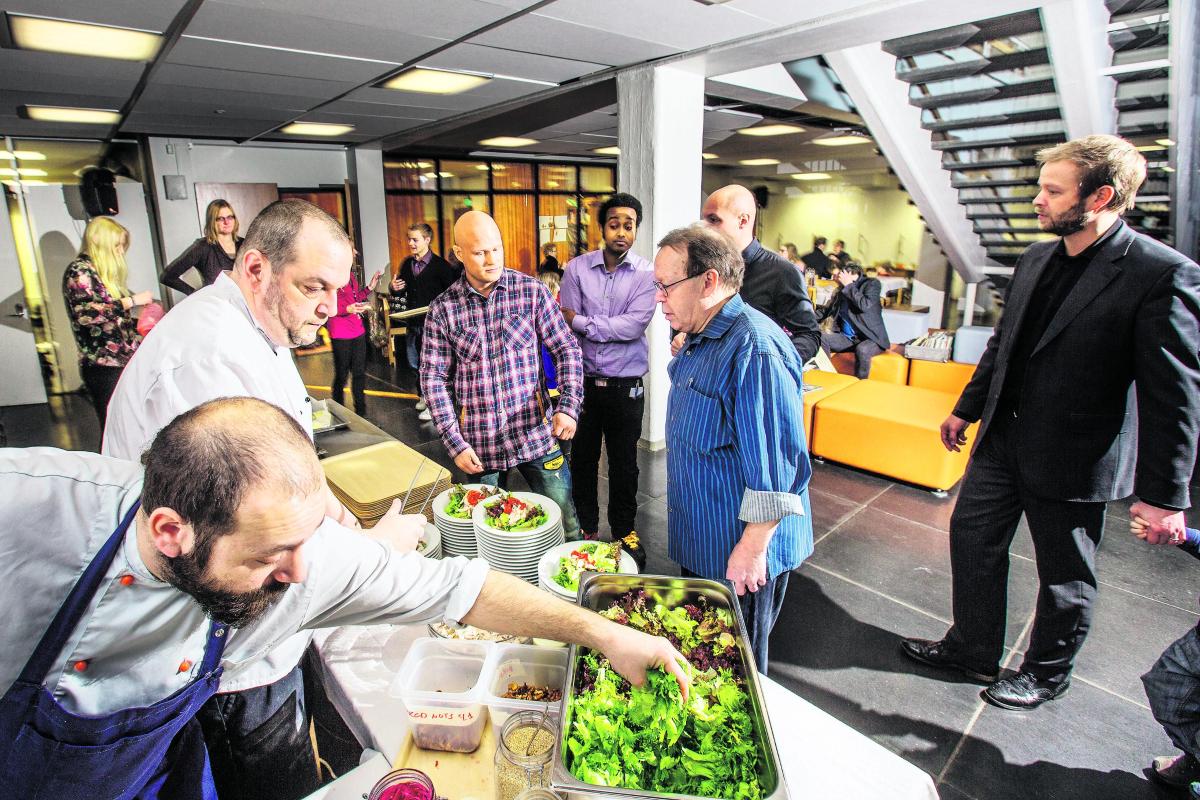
[146,137,349,301]
[759,187,927,267]
[23,181,157,392]
[0,191,47,406]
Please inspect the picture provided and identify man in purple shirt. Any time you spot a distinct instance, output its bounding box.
[421,211,584,539]
[559,193,655,557]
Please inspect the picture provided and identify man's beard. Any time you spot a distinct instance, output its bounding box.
[160,549,290,628]
[1038,196,1091,237]
[264,276,318,347]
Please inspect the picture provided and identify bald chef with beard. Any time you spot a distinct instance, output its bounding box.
[0,397,689,800]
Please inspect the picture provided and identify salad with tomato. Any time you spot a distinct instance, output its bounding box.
[444,484,500,519]
[483,493,549,532]
[553,541,622,592]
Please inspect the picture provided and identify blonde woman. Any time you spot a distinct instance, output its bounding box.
[161,198,242,295]
[62,217,152,426]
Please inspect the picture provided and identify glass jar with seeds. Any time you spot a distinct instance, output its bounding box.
[493,709,556,800]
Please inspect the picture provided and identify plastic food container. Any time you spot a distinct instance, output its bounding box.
[390,638,492,753]
[481,644,568,728]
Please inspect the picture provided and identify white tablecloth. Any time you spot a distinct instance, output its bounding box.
[312,625,939,800]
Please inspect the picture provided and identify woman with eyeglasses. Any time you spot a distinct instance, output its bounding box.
[62,217,153,427]
[161,199,243,295]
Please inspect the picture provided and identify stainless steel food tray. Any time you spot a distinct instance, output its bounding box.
[550,573,788,800]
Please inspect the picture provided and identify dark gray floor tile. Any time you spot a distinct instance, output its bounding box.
[809,488,864,540]
[940,679,1174,800]
[934,781,978,800]
[808,460,894,505]
[633,498,674,577]
[871,483,959,532]
[635,446,668,498]
[808,507,1040,648]
[1097,510,1200,614]
[1,394,99,452]
[770,565,994,777]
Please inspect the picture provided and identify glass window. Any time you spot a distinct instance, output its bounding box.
[491,162,533,191]
[580,165,615,192]
[494,195,537,274]
[539,164,577,192]
[384,159,434,190]
[385,195,439,271]
[538,196,572,267]
[440,161,489,192]
[580,195,610,255]
[442,194,491,255]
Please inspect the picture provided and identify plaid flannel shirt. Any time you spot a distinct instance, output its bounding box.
[420,269,583,470]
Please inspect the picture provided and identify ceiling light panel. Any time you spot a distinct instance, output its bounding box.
[592,146,620,155]
[702,153,718,160]
[813,135,873,147]
[1,150,46,160]
[479,137,538,148]
[791,172,832,181]
[279,122,354,136]
[383,67,491,94]
[739,158,780,166]
[737,124,805,137]
[8,14,162,61]
[24,106,120,124]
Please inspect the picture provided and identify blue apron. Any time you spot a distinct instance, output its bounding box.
[0,499,229,799]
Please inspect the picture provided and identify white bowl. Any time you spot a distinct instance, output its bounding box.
[472,492,561,541]
[433,484,499,524]
[537,541,639,599]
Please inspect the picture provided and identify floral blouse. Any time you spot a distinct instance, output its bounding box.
[62,256,142,368]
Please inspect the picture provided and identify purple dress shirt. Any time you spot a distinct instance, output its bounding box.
[558,249,655,378]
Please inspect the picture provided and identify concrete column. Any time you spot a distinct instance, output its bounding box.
[349,144,391,279]
[617,63,705,447]
[1169,0,1198,260]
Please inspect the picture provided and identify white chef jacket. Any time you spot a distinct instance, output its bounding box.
[0,448,489,716]
[102,272,318,691]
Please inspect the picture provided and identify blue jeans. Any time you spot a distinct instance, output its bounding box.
[1143,625,1200,758]
[479,444,582,541]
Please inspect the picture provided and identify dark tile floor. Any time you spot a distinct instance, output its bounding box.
[8,350,1200,800]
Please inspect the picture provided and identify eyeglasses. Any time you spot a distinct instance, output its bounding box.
[652,273,703,295]
[216,214,236,222]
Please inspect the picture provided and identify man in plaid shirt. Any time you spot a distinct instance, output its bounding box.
[421,211,585,539]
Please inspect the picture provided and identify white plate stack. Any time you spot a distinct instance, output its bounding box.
[537,541,640,600]
[472,492,564,583]
[431,484,490,558]
[418,522,443,560]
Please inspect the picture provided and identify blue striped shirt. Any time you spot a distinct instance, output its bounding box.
[665,294,814,580]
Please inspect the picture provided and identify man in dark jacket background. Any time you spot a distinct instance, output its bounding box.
[819,262,890,379]
[691,184,821,363]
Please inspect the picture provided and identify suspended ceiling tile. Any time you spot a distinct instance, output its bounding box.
[726,0,876,27]
[422,42,606,84]
[168,36,393,84]
[538,111,618,134]
[120,113,278,139]
[0,49,145,85]
[148,63,355,102]
[346,79,546,111]
[130,96,305,123]
[8,0,191,31]
[138,82,317,115]
[299,111,429,136]
[534,0,774,50]
[0,88,128,110]
[469,14,678,67]
[320,99,458,121]
[196,0,515,40]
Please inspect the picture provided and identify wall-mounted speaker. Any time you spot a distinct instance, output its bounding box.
[80,168,118,217]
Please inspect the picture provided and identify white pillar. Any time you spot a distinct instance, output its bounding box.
[349,145,391,279]
[617,63,705,447]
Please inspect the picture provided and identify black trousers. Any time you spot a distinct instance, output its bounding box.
[79,362,124,430]
[821,331,884,380]
[331,335,367,415]
[945,414,1106,682]
[571,381,644,536]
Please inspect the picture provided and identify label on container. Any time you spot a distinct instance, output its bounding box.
[406,705,481,727]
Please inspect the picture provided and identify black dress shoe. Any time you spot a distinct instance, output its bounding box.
[899,637,999,683]
[981,671,1069,711]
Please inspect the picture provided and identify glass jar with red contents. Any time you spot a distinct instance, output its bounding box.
[368,767,437,800]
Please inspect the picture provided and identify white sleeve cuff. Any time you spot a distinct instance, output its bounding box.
[738,488,805,523]
[441,557,491,624]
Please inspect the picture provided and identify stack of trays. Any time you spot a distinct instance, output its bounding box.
[473,492,564,583]
[323,441,451,525]
[431,484,491,558]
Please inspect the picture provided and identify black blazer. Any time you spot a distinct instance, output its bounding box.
[393,252,460,310]
[822,276,890,349]
[955,221,1200,508]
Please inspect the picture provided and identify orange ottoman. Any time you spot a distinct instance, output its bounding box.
[801,370,858,447]
[907,359,977,397]
[830,351,909,384]
[810,380,977,491]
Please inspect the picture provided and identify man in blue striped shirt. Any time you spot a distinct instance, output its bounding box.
[655,224,814,674]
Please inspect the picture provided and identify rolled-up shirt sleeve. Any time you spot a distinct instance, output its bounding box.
[733,352,807,523]
[299,520,491,630]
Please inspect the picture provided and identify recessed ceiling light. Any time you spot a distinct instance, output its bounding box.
[384,160,433,169]
[475,164,491,171]
[24,106,120,124]
[8,14,162,61]
[0,150,46,161]
[813,135,873,147]
[593,146,620,156]
[16,168,47,177]
[1156,138,1176,146]
[478,137,538,148]
[279,122,354,136]
[702,153,719,160]
[739,158,780,166]
[737,124,805,137]
[546,180,560,188]
[1136,144,1166,152]
[383,67,491,94]
[791,172,832,181]
[3,178,46,187]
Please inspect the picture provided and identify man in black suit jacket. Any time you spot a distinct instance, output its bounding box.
[390,223,460,418]
[901,135,1200,711]
[801,237,832,279]
[819,263,890,378]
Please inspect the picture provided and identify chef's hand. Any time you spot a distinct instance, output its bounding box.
[671,332,686,357]
[391,277,406,293]
[600,623,691,702]
[454,447,484,475]
[365,499,425,553]
[728,521,773,596]
[552,412,576,441]
[940,414,970,452]
[561,307,577,327]
[1130,500,1187,545]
